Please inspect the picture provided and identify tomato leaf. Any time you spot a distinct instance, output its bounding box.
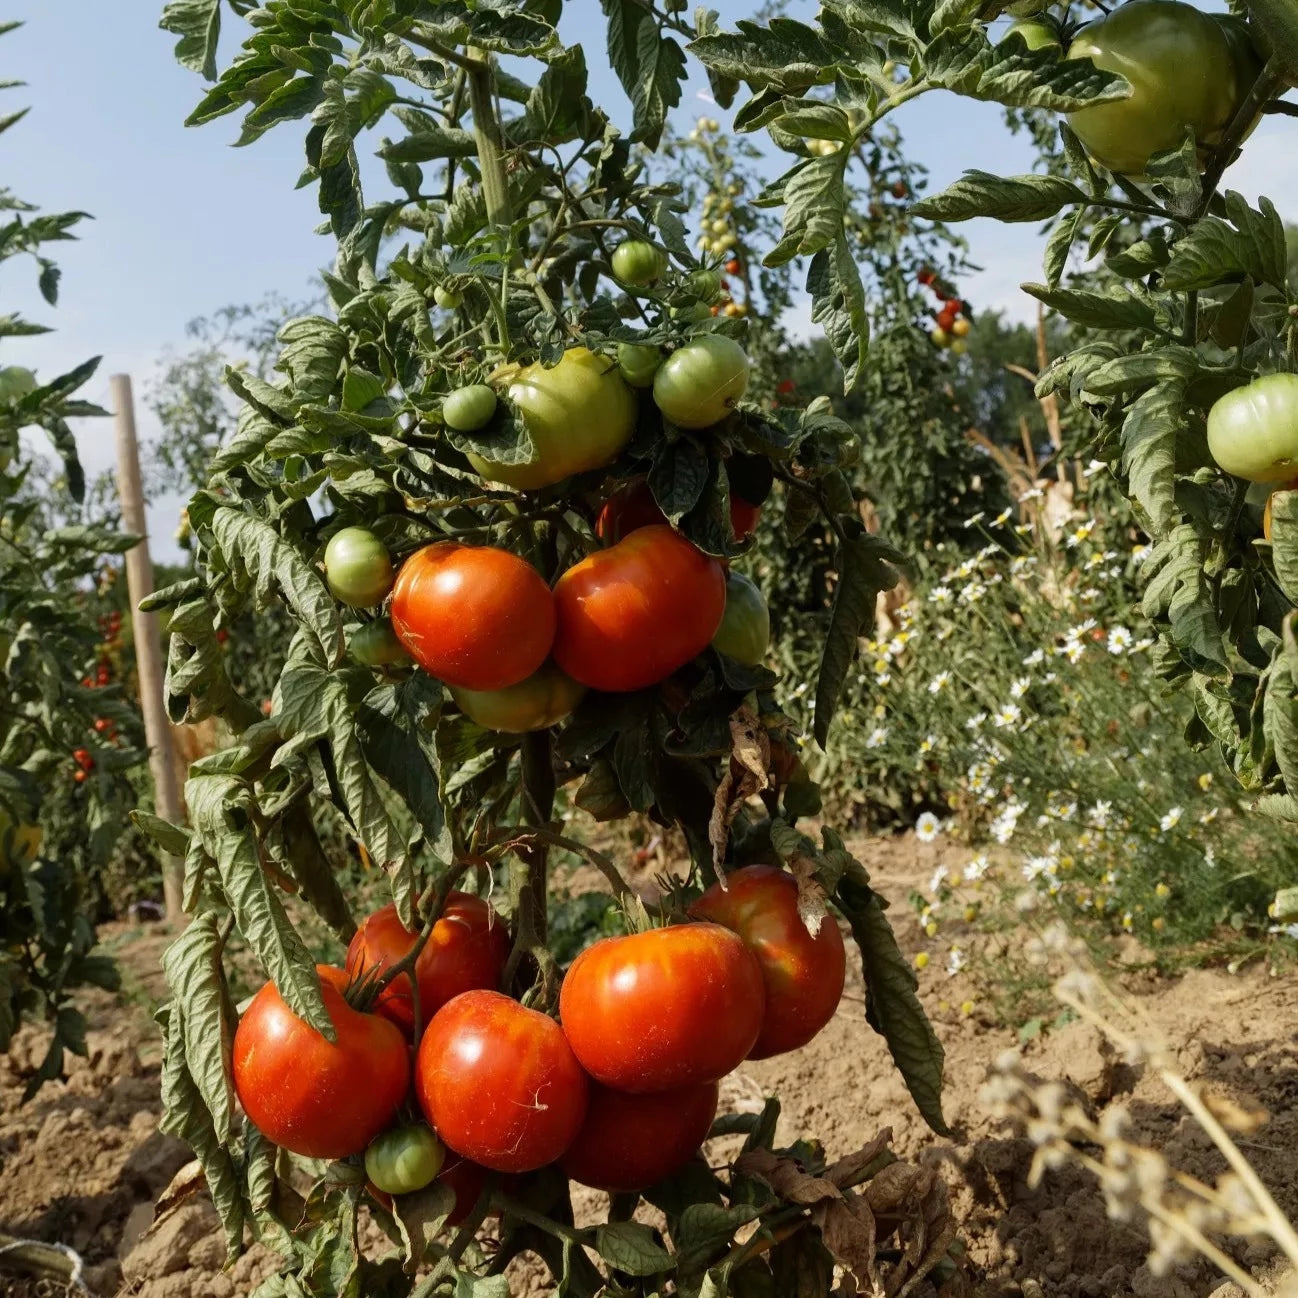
[594,1222,675,1277]
[1264,630,1298,799]
[159,0,222,81]
[161,912,237,1145]
[650,435,710,521]
[807,236,869,393]
[1022,283,1159,332]
[1271,490,1298,605]
[574,759,633,822]
[912,170,1087,224]
[813,534,902,747]
[1243,0,1298,86]
[601,0,686,148]
[764,153,847,267]
[689,19,840,95]
[839,876,949,1136]
[1161,193,1288,292]
[1119,379,1185,535]
[1141,525,1228,672]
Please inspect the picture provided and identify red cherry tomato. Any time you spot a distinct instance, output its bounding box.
[553,526,725,692]
[390,542,556,691]
[891,180,909,199]
[561,1081,719,1192]
[345,893,511,1037]
[917,268,936,287]
[936,309,957,332]
[559,924,765,1092]
[689,865,846,1059]
[72,748,94,771]
[725,257,742,275]
[73,769,87,784]
[93,718,110,733]
[233,966,410,1159]
[416,990,588,1173]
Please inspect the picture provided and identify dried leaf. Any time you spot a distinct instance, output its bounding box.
[733,1147,839,1206]
[824,1130,894,1189]
[708,703,771,871]
[153,1159,207,1224]
[789,855,829,938]
[811,1194,878,1291]
[864,1162,957,1297]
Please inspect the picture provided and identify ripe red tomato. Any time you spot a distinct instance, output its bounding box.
[725,257,742,275]
[72,747,93,771]
[689,865,846,1059]
[390,542,555,691]
[233,965,409,1160]
[73,769,87,784]
[559,923,765,1092]
[93,718,110,733]
[416,990,588,1173]
[729,495,761,541]
[891,181,909,199]
[561,1081,719,1192]
[552,526,725,692]
[936,309,956,332]
[345,893,511,1036]
[917,268,936,287]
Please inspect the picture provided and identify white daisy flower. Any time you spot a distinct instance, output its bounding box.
[1023,648,1046,667]
[929,865,949,893]
[1107,625,1133,654]
[866,726,889,750]
[1159,806,1183,832]
[1088,801,1112,829]
[929,585,953,606]
[1010,676,1031,700]
[915,812,942,843]
[993,702,1022,729]
[964,855,989,881]
[928,671,952,695]
[946,947,966,976]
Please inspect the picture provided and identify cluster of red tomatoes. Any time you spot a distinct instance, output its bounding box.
[71,746,94,784]
[233,864,846,1208]
[324,340,773,730]
[80,606,123,691]
[916,268,971,354]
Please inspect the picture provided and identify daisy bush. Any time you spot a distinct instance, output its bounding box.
[764,505,1295,956]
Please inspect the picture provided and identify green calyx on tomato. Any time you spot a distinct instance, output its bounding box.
[465,347,636,490]
[1207,373,1298,484]
[653,335,750,429]
[1066,0,1243,177]
[616,342,662,389]
[450,661,586,733]
[434,285,463,310]
[443,383,498,433]
[711,570,770,667]
[553,525,726,692]
[324,527,394,609]
[611,239,667,286]
[389,542,556,691]
[365,1125,445,1196]
[350,620,412,668]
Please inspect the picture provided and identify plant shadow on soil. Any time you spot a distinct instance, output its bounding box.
[1,834,1295,1298]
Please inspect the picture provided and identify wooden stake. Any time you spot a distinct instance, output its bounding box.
[111,374,185,921]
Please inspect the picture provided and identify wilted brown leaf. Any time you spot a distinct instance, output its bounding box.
[733,1147,840,1206]
[825,1130,894,1190]
[864,1162,957,1297]
[153,1160,207,1225]
[709,704,771,872]
[789,855,830,938]
[813,1194,879,1291]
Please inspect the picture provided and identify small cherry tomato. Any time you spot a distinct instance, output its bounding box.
[891,180,909,199]
[561,1081,719,1192]
[324,527,394,609]
[653,336,750,429]
[725,257,742,275]
[365,1125,445,1196]
[73,769,87,784]
[917,268,936,286]
[443,384,498,433]
[416,990,589,1174]
[936,309,957,332]
[951,339,968,356]
[93,718,110,733]
[931,327,951,349]
[951,317,971,338]
[73,748,93,771]
[611,239,667,286]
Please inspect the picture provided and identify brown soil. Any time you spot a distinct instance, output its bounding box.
[1,835,1294,1298]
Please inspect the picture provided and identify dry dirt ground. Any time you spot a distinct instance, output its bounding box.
[2,833,1295,1298]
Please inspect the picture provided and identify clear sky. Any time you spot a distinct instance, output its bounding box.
[6,2,1296,562]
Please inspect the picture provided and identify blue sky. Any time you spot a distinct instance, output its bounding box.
[8,2,1296,561]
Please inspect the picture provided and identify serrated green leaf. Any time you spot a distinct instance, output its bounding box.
[1269,488,1298,604]
[1120,379,1184,534]
[912,170,1087,223]
[808,236,869,392]
[1023,282,1158,331]
[160,0,222,80]
[689,19,839,94]
[594,1222,675,1277]
[1161,192,1287,291]
[602,0,686,148]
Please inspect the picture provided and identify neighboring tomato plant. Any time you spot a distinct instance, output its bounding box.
[1207,373,1298,483]
[690,865,847,1059]
[560,1080,719,1192]
[345,893,511,1035]
[389,542,555,690]
[232,966,409,1160]
[559,924,765,1092]
[464,347,637,489]
[552,525,726,691]
[415,990,589,1173]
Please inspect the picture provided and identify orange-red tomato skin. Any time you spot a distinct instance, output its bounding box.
[690,865,846,1059]
[416,990,589,1173]
[552,525,726,692]
[561,1080,719,1191]
[390,542,555,691]
[233,965,409,1160]
[345,893,510,1036]
[559,924,765,1092]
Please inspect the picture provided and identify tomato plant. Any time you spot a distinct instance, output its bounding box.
[233,965,409,1160]
[560,1080,719,1192]
[346,892,511,1035]
[415,989,588,1174]
[690,865,847,1059]
[389,542,555,691]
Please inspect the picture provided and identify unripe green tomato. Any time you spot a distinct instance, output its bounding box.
[434,286,463,310]
[671,301,714,324]
[950,339,968,356]
[717,233,738,252]
[611,240,667,287]
[685,268,722,300]
[451,661,586,733]
[1207,374,1298,484]
[0,367,37,402]
[711,571,770,666]
[1006,0,1043,14]
[931,327,951,349]
[1066,0,1241,177]
[365,1125,445,1196]
[351,620,412,667]
[324,528,394,609]
[653,336,750,429]
[443,383,498,433]
[617,342,662,389]
[1002,17,1060,51]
